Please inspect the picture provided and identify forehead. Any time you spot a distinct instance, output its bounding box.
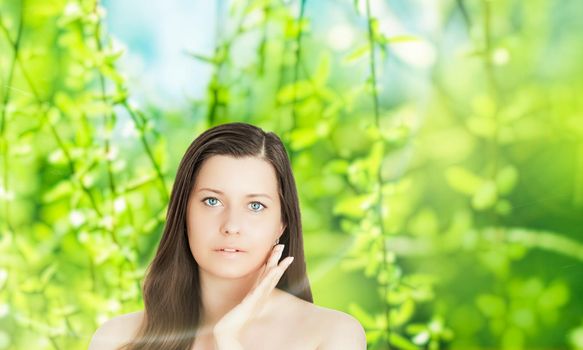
[194,155,279,195]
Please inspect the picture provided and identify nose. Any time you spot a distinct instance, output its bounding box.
[221,207,242,235]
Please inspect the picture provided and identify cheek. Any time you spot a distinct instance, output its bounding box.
[186,231,206,264]
[187,205,216,235]
[247,218,280,244]
[186,212,214,260]
[247,227,281,264]
[252,209,282,229]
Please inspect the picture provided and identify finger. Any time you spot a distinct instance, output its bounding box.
[262,256,293,293]
[252,244,284,289]
[269,256,294,289]
[247,255,294,307]
[267,244,285,268]
[264,254,292,284]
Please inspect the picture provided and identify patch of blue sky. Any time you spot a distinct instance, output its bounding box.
[102,0,219,110]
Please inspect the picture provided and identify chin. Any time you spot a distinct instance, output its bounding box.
[198,255,257,278]
[205,265,256,280]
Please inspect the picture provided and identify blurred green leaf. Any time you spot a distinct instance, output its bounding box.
[277,80,314,104]
[389,332,418,350]
[445,166,483,196]
[496,165,519,195]
[472,180,498,210]
[333,192,377,219]
[290,127,318,150]
[344,43,370,63]
[390,298,415,327]
[348,302,377,329]
[476,294,506,317]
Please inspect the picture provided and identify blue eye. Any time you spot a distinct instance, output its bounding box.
[251,202,267,212]
[202,197,219,207]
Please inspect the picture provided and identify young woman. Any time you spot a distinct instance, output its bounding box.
[88,122,367,349]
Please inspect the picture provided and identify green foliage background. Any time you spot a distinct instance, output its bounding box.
[1,0,582,349]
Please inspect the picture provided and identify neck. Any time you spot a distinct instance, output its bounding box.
[199,267,271,332]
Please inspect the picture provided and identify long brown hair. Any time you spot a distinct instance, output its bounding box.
[120,122,313,349]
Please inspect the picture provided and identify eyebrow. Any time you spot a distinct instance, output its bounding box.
[197,187,274,201]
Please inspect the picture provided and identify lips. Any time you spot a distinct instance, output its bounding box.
[214,246,246,259]
[214,247,246,252]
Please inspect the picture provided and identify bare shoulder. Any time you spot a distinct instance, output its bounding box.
[274,290,366,349]
[312,305,367,350]
[88,310,145,350]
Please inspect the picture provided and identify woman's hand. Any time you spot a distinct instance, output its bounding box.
[213,244,294,347]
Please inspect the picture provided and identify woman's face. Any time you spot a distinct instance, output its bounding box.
[186,155,286,279]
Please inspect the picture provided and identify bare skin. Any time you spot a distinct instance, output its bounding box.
[89,287,362,350]
[88,244,366,349]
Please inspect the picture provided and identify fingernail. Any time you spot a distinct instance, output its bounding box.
[288,257,294,264]
[278,244,285,251]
